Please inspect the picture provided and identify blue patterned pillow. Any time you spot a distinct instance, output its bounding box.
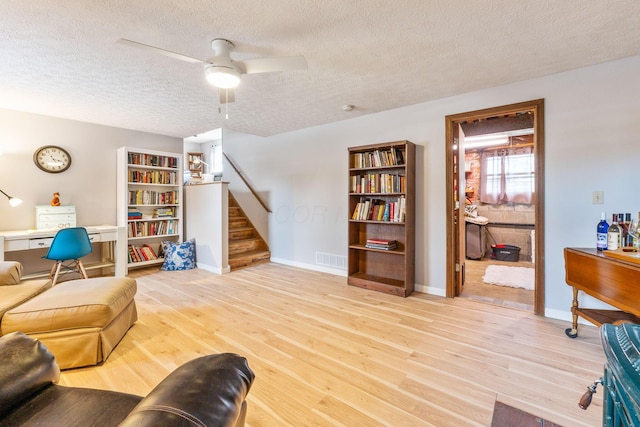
[160,240,196,271]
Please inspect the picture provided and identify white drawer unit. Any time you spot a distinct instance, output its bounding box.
[29,237,54,249]
[0,225,123,278]
[36,205,76,230]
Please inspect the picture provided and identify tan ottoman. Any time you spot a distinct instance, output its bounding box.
[1,277,137,369]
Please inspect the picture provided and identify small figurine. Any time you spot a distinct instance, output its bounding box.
[50,192,61,206]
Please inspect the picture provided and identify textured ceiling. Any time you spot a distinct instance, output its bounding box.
[1,1,639,138]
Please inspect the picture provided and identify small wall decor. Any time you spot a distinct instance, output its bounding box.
[34,145,72,173]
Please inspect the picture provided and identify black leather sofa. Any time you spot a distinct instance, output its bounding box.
[0,331,255,426]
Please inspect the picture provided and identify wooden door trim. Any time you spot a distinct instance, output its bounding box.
[445,99,545,315]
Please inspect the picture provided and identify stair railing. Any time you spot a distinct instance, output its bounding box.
[223,153,271,213]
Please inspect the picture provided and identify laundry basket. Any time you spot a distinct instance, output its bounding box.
[490,244,520,262]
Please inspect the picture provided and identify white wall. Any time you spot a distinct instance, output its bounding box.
[1,55,638,317]
[0,109,182,230]
[223,54,640,317]
[184,182,229,274]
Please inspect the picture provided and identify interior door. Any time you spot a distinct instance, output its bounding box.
[445,99,545,314]
[445,120,465,297]
[454,125,467,295]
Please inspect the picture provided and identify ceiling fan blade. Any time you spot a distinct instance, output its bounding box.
[239,55,308,74]
[219,88,235,104]
[116,38,204,64]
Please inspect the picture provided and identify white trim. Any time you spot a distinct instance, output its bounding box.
[271,257,346,277]
[196,263,230,275]
[415,283,446,297]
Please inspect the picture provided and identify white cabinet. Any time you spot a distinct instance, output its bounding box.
[35,205,76,230]
[117,147,183,274]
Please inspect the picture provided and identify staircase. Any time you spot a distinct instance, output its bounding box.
[228,193,270,270]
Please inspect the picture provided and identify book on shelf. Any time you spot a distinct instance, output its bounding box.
[127,219,178,237]
[128,244,159,263]
[352,147,406,169]
[128,169,178,185]
[127,209,142,219]
[350,172,405,193]
[127,153,178,169]
[153,207,174,218]
[140,244,158,261]
[392,147,404,165]
[128,190,179,205]
[350,196,406,222]
[364,238,398,250]
[127,245,140,263]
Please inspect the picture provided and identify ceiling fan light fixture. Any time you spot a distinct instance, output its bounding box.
[205,65,241,89]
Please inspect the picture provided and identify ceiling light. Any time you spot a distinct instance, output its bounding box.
[205,65,241,88]
[464,136,509,149]
[463,128,534,150]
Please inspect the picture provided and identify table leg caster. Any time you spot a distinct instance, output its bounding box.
[565,327,578,338]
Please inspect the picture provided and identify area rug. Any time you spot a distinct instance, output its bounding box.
[491,401,561,427]
[482,265,534,290]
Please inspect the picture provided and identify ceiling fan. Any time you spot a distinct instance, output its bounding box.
[117,38,308,103]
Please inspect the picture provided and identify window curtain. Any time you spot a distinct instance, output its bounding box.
[479,146,534,204]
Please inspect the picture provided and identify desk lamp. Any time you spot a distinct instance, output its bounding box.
[192,157,210,173]
[0,189,22,207]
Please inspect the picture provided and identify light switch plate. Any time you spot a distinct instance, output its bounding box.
[592,191,604,204]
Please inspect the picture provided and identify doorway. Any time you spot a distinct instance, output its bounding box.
[445,99,545,315]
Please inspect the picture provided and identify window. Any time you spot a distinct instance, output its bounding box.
[480,146,534,204]
[209,142,223,175]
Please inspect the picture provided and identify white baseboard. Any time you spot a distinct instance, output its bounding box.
[196,263,231,275]
[270,257,347,277]
[414,283,446,297]
[544,307,592,325]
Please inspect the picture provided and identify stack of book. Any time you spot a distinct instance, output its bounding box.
[364,238,398,250]
[153,207,174,218]
[127,208,142,220]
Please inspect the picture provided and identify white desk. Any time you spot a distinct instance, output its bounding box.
[0,225,125,278]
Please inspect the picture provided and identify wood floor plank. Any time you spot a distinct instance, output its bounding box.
[57,263,605,426]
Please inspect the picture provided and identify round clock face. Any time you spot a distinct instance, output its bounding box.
[34,145,72,173]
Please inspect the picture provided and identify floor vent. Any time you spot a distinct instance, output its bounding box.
[315,252,347,269]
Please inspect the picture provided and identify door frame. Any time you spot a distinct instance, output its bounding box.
[445,99,545,315]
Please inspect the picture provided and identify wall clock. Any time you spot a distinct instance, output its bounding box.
[33,145,72,173]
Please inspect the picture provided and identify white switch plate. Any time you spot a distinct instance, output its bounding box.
[592,191,604,204]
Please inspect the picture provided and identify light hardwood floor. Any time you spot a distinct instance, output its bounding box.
[59,263,604,426]
[461,259,535,312]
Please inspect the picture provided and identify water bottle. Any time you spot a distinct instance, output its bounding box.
[597,212,609,251]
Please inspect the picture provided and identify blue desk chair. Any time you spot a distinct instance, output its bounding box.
[43,227,93,285]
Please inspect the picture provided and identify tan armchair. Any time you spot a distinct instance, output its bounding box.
[0,261,51,325]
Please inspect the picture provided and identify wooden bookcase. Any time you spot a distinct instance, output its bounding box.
[347,140,415,297]
[117,147,183,274]
[186,152,204,178]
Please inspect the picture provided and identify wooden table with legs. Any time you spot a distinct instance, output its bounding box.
[564,247,640,338]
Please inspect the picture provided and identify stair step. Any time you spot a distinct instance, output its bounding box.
[229,227,256,240]
[227,191,269,271]
[229,217,248,228]
[229,206,243,217]
[229,237,268,255]
[229,250,271,269]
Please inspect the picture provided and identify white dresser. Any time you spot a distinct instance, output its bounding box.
[35,205,76,230]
